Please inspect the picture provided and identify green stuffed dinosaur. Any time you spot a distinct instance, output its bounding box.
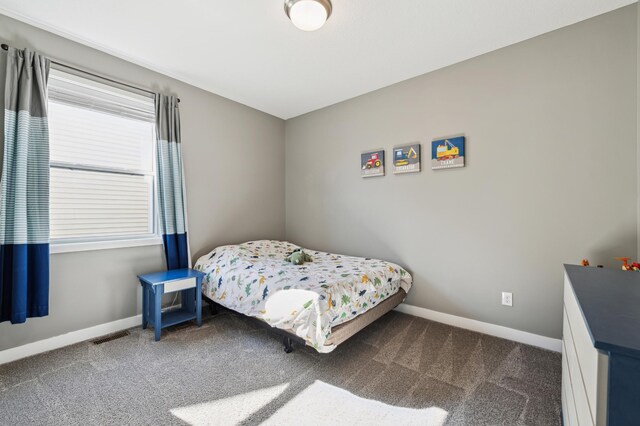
[285,249,313,265]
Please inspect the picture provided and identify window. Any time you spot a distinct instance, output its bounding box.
[48,67,160,252]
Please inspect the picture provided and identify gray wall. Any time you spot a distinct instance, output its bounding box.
[285,6,638,339]
[0,14,285,351]
[0,5,636,351]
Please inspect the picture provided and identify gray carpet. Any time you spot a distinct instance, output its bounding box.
[0,310,561,425]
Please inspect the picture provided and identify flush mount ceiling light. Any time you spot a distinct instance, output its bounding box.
[285,0,332,32]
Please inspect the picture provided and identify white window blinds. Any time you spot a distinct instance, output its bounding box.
[48,68,157,242]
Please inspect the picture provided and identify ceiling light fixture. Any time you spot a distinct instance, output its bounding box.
[285,0,332,32]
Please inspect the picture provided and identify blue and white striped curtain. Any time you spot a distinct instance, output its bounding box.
[155,95,189,270]
[0,48,51,324]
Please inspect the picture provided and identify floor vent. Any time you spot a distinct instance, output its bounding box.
[91,330,130,345]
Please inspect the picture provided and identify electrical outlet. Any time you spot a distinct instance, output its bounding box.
[502,292,513,307]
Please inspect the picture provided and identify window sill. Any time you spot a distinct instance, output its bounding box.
[51,236,163,254]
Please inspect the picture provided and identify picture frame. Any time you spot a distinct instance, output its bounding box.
[431,136,465,170]
[393,143,421,174]
[361,149,385,177]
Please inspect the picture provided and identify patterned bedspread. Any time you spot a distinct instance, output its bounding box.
[194,240,412,353]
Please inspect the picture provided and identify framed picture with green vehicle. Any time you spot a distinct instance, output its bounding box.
[361,149,385,177]
[393,143,421,174]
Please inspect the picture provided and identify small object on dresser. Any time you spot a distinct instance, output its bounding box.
[581,259,590,266]
[137,268,205,341]
[615,257,640,271]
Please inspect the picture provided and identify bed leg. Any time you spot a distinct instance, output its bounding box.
[283,336,294,353]
[206,300,218,316]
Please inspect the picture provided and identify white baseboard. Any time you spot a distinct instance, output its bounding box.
[395,303,562,352]
[0,314,142,365]
[0,304,561,365]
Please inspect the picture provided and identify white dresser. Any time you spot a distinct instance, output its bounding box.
[562,272,608,426]
[562,265,640,426]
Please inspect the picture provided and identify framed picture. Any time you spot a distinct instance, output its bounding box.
[432,136,465,170]
[393,143,421,174]
[361,149,385,177]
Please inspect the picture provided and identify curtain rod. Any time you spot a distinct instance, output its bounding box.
[1,42,180,103]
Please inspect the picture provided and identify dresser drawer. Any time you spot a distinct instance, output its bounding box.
[562,313,595,425]
[562,346,578,426]
[564,275,600,411]
[563,274,609,425]
[563,310,595,426]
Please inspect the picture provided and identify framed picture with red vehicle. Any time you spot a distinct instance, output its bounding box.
[361,149,385,177]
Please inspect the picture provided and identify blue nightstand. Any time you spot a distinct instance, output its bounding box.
[137,268,206,341]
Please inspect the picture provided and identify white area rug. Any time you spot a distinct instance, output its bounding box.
[171,380,448,426]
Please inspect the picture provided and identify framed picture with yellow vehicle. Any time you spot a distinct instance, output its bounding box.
[431,135,465,170]
[361,149,385,177]
[393,143,421,174]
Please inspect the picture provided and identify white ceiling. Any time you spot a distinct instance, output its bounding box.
[0,0,634,119]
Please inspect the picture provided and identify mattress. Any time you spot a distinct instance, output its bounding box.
[194,240,412,352]
[326,288,407,347]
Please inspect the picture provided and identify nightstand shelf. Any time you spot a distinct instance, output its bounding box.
[138,268,206,341]
[150,308,196,329]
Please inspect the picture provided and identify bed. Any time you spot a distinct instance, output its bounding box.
[193,240,412,353]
